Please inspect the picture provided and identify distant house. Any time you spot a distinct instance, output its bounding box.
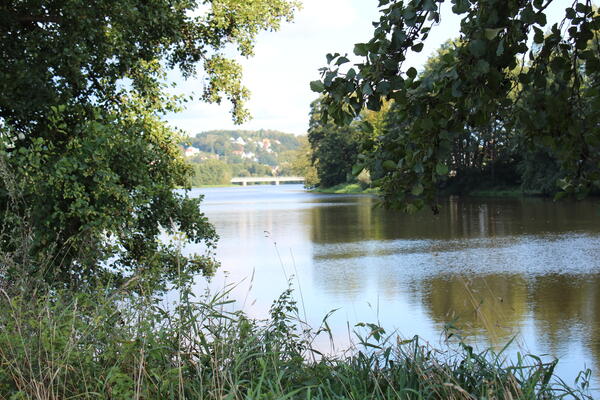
[184,146,200,158]
[232,137,246,146]
[232,149,244,157]
[261,138,271,150]
[242,152,258,162]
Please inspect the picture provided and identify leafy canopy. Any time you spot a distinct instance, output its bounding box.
[0,0,299,289]
[313,0,600,212]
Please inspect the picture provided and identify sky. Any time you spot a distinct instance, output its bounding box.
[167,0,570,137]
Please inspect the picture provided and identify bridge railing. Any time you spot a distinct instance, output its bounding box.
[230,176,305,186]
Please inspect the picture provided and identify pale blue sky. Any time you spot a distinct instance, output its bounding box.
[167,0,570,136]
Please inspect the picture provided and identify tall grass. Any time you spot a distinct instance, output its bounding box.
[0,278,593,400]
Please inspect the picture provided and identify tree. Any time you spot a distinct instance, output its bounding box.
[313,0,600,212]
[371,42,523,196]
[190,160,233,186]
[0,0,299,289]
[283,136,319,186]
[308,98,362,188]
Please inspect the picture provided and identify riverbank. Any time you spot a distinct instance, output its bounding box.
[0,283,592,399]
[312,183,379,194]
[313,183,547,198]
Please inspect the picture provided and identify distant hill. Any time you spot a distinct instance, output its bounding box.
[185,130,301,166]
[182,130,307,186]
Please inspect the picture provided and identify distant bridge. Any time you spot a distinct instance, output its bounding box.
[230,176,305,186]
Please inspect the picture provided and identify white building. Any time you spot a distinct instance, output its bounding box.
[184,147,200,158]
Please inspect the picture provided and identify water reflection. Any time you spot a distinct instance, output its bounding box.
[417,274,529,343]
[192,186,600,390]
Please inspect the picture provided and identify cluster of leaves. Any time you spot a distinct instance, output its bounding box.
[312,0,600,212]
[0,0,299,289]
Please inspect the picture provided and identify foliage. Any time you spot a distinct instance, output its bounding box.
[308,98,363,188]
[0,0,299,288]
[313,0,600,211]
[313,183,379,194]
[189,159,233,186]
[283,136,319,187]
[0,282,593,399]
[518,147,564,195]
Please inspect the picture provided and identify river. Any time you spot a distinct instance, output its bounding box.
[183,184,600,392]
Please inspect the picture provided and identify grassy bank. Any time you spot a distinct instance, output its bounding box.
[0,282,592,399]
[313,183,379,194]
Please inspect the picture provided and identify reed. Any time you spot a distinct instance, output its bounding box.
[0,279,592,400]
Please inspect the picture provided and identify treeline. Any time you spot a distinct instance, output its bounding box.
[184,130,316,186]
[308,41,597,198]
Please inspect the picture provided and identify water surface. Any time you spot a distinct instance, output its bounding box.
[185,184,600,391]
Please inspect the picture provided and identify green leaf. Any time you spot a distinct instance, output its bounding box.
[367,95,382,111]
[336,56,350,66]
[383,160,397,171]
[474,59,490,75]
[484,28,502,40]
[520,5,535,23]
[324,71,335,87]
[377,81,391,95]
[405,203,419,214]
[352,164,365,176]
[406,67,417,79]
[411,183,424,196]
[535,12,547,26]
[310,80,325,93]
[412,43,424,52]
[452,0,470,14]
[423,0,437,11]
[586,58,600,74]
[469,39,487,57]
[533,26,544,44]
[575,3,590,13]
[354,43,369,56]
[451,81,462,98]
[436,163,449,176]
[392,30,407,49]
[496,39,505,56]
